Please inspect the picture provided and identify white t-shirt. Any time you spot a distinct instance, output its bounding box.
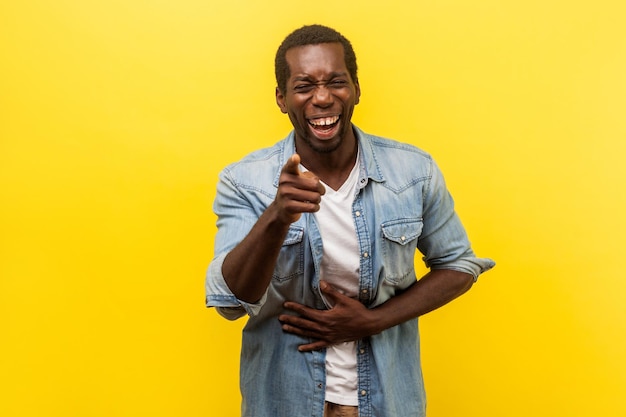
[311,157,361,406]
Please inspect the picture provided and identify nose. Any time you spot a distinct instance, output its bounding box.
[312,85,333,107]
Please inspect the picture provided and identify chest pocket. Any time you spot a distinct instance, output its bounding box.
[272,225,305,282]
[380,218,423,285]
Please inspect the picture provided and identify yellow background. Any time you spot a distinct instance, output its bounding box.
[1,1,625,416]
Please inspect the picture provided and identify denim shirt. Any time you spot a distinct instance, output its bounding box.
[206,126,495,417]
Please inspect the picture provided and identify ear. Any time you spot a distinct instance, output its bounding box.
[354,80,361,105]
[276,87,288,114]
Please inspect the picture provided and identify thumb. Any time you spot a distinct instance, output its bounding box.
[319,280,344,302]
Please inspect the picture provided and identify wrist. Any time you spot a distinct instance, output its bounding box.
[267,201,301,227]
[364,307,385,336]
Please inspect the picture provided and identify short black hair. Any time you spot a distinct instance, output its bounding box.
[275,24,358,94]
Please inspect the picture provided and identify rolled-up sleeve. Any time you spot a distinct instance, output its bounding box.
[417,159,495,280]
[205,168,270,320]
[205,252,267,320]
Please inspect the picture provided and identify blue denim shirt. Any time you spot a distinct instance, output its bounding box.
[206,126,495,417]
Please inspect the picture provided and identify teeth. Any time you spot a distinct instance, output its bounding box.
[309,116,339,126]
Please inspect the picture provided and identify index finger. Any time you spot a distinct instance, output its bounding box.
[282,153,302,176]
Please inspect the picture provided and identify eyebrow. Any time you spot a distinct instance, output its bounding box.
[292,72,349,82]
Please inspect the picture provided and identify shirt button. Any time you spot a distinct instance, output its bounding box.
[361,390,367,396]
[359,348,365,354]
[355,211,361,217]
[363,252,369,258]
[361,289,368,294]
[401,236,406,241]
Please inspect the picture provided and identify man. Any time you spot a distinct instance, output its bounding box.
[206,24,494,417]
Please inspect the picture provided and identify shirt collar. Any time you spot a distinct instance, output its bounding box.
[273,125,385,188]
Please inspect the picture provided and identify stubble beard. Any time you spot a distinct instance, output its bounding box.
[299,133,343,154]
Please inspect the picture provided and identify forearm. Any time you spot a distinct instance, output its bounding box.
[368,269,474,334]
[222,202,291,303]
[278,269,474,351]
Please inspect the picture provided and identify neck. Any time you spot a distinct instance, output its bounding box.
[296,135,358,191]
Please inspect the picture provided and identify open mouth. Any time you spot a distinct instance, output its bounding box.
[308,115,340,133]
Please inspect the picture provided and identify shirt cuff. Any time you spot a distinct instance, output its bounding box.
[431,256,496,281]
[205,253,267,319]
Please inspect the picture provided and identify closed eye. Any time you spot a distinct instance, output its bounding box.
[330,79,348,87]
[294,84,315,93]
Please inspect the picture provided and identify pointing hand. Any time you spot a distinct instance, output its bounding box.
[274,154,326,224]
